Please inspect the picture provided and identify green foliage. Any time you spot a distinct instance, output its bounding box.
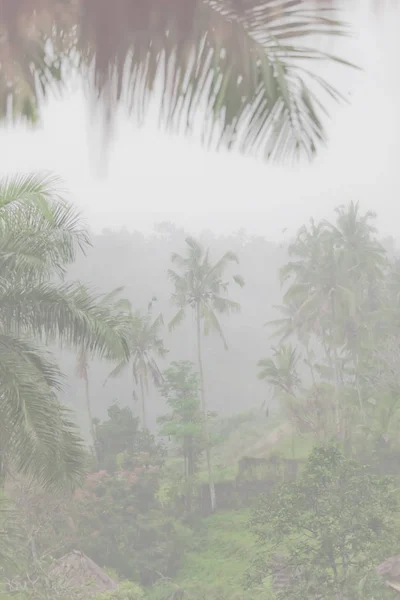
[0,173,131,490]
[159,362,204,487]
[168,237,244,349]
[249,444,399,599]
[95,403,164,473]
[106,305,168,429]
[94,581,145,600]
[74,468,185,586]
[173,511,259,600]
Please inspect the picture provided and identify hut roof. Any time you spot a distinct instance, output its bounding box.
[377,556,400,579]
[48,550,118,597]
[377,556,400,593]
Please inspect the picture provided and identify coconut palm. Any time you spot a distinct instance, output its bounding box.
[279,220,346,433]
[0,172,129,490]
[168,236,244,512]
[0,1,353,161]
[106,302,168,430]
[278,203,390,434]
[258,345,301,398]
[258,344,302,455]
[76,287,130,460]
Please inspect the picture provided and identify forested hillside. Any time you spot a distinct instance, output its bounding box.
[60,224,287,432]
[3,177,400,600]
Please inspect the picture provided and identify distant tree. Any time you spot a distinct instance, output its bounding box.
[95,403,164,473]
[74,468,184,585]
[249,444,399,599]
[158,361,204,511]
[168,236,244,512]
[277,203,387,436]
[76,287,130,461]
[257,345,301,398]
[106,302,168,429]
[257,344,302,455]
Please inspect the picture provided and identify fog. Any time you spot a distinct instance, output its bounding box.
[2,2,400,599]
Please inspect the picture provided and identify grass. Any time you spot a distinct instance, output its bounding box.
[175,510,258,599]
[277,432,315,460]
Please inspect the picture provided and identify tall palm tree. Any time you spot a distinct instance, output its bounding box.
[106,302,168,430]
[258,344,301,456]
[0,1,352,161]
[168,236,244,512]
[325,202,387,415]
[0,172,129,490]
[267,302,318,386]
[279,202,389,433]
[76,287,130,460]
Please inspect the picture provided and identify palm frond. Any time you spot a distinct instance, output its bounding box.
[233,274,245,287]
[104,359,130,385]
[0,280,129,361]
[169,308,187,331]
[0,333,86,490]
[205,250,239,284]
[202,302,229,349]
[212,295,241,314]
[0,196,90,279]
[0,172,63,212]
[1,1,354,160]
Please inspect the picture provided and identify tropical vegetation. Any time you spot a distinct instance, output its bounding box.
[2,176,400,599]
[0,173,128,490]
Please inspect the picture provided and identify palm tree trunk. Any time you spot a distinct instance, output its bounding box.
[139,375,147,430]
[305,342,316,387]
[196,303,216,513]
[84,375,98,464]
[330,296,342,439]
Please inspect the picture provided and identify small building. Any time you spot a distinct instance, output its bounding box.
[377,555,400,594]
[48,550,118,598]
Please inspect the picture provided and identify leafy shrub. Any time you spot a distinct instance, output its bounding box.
[74,468,186,585]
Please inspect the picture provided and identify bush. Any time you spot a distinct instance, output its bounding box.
[74,469,186,584]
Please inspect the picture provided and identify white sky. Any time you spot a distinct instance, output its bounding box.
[0,4,399,242]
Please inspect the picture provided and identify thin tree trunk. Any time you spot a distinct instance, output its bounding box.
[84,374,98,464]
[196,303,216,513]
[139,375,147,430]
[330,296,342,439]
[305,342,316,387]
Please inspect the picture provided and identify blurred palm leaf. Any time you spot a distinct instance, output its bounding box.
[0,0,355,160]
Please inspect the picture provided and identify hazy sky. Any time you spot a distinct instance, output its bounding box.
[1,4,399,242]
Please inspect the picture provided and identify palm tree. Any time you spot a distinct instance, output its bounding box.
[106,302,168,430]
[257,345,301,398]
[279,218,352,433]
[0,172,129,490]
[76,287,130,460]
[278,202,389,435]
[0,1,352,161]
[168,236,244,512]
[258,344,301,456]
[267,302,318,386]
